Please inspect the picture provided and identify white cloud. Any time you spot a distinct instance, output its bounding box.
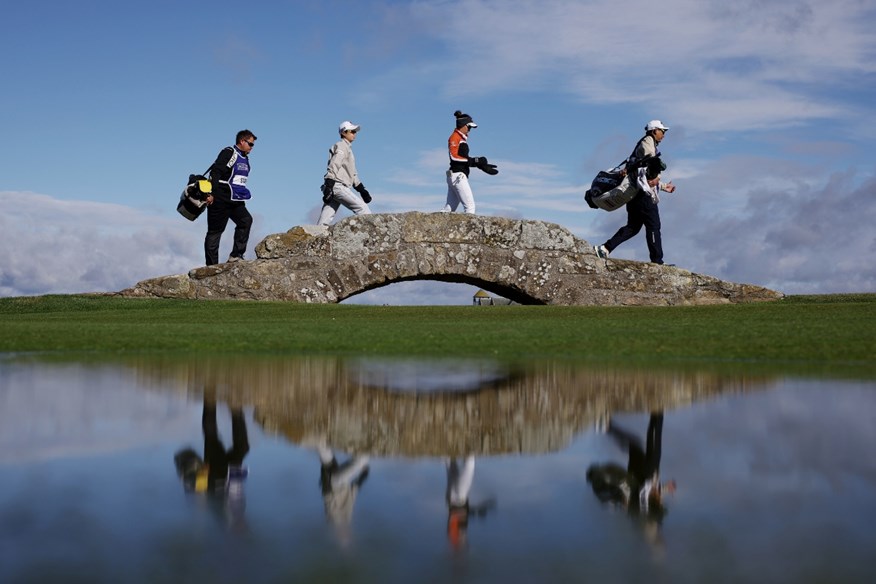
[0,192,216,296]
[0,362,194,464]
[394,0,876,132]
[387,148,448,187]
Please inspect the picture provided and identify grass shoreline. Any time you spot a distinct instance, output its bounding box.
[1,293,873,377]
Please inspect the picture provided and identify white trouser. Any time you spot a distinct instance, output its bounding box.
[318,183,372,226]
[446,456,476,506]
[442,171,476,214]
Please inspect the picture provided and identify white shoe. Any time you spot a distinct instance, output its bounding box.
[594,245,610,259]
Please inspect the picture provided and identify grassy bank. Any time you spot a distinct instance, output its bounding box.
[0,294,873,375]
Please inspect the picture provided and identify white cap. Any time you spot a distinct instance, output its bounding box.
[339,120,360,134]
[645,120,669,131]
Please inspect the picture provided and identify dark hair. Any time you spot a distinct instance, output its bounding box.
[454,110,474,129]
[236,129,257,144]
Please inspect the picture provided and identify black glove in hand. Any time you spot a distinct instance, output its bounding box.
[476,157,499,175]
[644,156,667,180]
[354,183,372,204]
[321,178,335,203]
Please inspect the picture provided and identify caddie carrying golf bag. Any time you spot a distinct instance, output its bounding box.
[584,135,666,212]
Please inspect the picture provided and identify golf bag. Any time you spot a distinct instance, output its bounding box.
[177,174,212,221]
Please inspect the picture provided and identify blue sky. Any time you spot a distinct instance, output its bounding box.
[2,0,875,303]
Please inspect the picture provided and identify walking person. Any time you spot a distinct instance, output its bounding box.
[594,120,676,265]
[204,129,257,265]
[441,110,498,215]
[318,121,372,226]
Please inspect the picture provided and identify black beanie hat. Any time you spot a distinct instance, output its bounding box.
[455,110,476,129]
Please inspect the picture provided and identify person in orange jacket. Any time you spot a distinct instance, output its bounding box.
[441,110,498,215]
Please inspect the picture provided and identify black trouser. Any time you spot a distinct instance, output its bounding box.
[608,412,664,485]
[204,196,252,265]
[604,192,663,264]
[202,401,250,485]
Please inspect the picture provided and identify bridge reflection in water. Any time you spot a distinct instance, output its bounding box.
[5,354,876,583]
[130,355,775,457]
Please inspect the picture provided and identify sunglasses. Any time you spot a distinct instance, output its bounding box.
[245,140,255,147]
[346,129,358,134]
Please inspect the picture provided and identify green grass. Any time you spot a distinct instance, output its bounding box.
[1,294,873,377]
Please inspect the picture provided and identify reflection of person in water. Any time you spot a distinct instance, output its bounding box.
[174,396,250,531]
[316,443,370,547]
[446,456,495,550]
[587,412,676,530]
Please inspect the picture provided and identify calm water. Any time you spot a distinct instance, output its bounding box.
[1,355,875,584]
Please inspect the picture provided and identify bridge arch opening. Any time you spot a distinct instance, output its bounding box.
[339,275,543,306]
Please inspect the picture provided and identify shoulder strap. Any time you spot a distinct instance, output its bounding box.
[627,136,648,163]
[624,136,653,171]
[204,147,237,176]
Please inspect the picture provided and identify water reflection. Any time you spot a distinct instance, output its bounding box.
[2,354,875,583]
[446,456,496,551]
[588,411,676,554]
[313,441,370,547]
[127,355,776,456]
[130,355,762,560]
[173,390,250,533]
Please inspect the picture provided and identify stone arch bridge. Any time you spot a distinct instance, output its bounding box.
[121,212,781,305]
